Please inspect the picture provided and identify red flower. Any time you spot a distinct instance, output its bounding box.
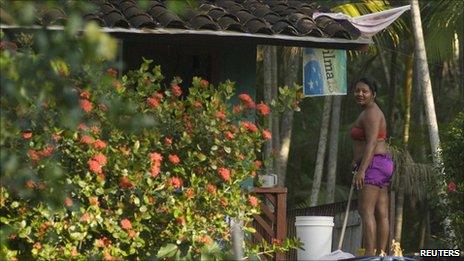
[254,160,263,169]
[107,68,118,78]
[262,129,272,140]
[28,149,41,161]
[448,181,457,192]
[200,79,209,88]
[39,145,54,157]
[119,176,134,189]
[128,229,137,238]
[80,91,90,99]
[233,105,243,114]
[64,197,73,207]
[169,177,183,188]
[92,153,107,166]
[238,93,253,104]
[164,137,173,146]
[218,167,231,182]
[248,195,259,207]
[154,92,164,100]
[207,184,217,195]
[80,135,94,145]
[150,152,163,163]
[172,85,182,97]
[185,188,195,199]
[256,102,270,116]
[93,139,107,150]
[215,111,226,120]
[147,97,160,108]
[79,99,93,113]
[80,213,90,223]
[88,159,102,174]
[225,131,234,140]
[193,101,202,109]
[176,216,186,225]
[220,198,228,207]
[240,121,258,133]
[150,165,160,178]
[238,93,255,109]
[26,179,36,189]
[113,80,124,91]
[22,131,32,139]
[120,218,132,230]
[89,197,99,206]
[78,123,89,131]
[96,237,111,248]
[168,154,180,165]
[90,126,101,135]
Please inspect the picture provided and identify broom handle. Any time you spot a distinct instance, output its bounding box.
[338,177,355,250]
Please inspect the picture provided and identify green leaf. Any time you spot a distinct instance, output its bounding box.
[156,243,178,258]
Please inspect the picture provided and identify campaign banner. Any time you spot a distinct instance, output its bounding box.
[303,48,347,96]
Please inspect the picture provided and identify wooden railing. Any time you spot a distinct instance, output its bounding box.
[251,187,287,261]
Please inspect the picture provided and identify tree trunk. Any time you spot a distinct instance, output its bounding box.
[379,49,390,87]
[271,46,280,174]
[411,0,443,168]
[263,46,274,175]
[276,47,300,187]
[411,0,452,238]
[394,179,405,242]
[326,95,342,204]
[387,52,398,138]
[310,96,332,206]
[402,54,414,147]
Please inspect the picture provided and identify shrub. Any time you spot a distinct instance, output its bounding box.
[441,112,464,248]
[1,52,300,259]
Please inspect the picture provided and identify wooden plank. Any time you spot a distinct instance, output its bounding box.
[252,187,288,194]
[276,192,287,261]
[260,202,276,223]
[264,193,276,206]
[253,214,275,238]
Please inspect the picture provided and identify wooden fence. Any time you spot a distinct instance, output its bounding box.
[251,187,287,261]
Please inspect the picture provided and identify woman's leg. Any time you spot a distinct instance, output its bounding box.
[358,184,380,255]
[375,187,389,255]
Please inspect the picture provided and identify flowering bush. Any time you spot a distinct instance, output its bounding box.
[441,112,464,248]
[1,53,301,259]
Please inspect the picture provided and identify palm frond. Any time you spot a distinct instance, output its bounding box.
[389,145,436,202]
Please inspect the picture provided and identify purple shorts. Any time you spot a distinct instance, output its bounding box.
[355,154,394,188]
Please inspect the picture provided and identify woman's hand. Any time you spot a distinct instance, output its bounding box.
[354,170,365,190]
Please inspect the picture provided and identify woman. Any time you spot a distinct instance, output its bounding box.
[350,78,394,256]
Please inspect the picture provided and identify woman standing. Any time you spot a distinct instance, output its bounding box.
[350,78,394,256]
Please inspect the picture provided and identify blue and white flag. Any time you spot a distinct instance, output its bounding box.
[303,48,347,97]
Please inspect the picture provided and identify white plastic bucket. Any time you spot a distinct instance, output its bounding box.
[295,216,334,260]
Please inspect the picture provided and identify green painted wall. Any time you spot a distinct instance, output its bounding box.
[218,44,257,105]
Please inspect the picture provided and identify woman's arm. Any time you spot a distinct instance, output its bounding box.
[354,108,381,189]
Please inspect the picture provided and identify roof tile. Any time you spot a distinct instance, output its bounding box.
[31,0,362,40]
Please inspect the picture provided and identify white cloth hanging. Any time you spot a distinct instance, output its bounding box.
[313,5,411,38]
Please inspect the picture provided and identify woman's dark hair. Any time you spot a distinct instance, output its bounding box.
[356,78,378,95]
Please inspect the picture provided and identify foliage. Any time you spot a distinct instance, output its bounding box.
[440,112,464,249]
[0,1,302,258]
[0,34,302,259]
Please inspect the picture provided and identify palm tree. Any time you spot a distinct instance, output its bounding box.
[310,96,332,206]
[326,96,342,203]
[410,0,443,169]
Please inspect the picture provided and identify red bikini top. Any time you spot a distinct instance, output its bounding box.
[350,126,387,141]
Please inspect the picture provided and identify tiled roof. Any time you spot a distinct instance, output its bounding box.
[36,0,362,40]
